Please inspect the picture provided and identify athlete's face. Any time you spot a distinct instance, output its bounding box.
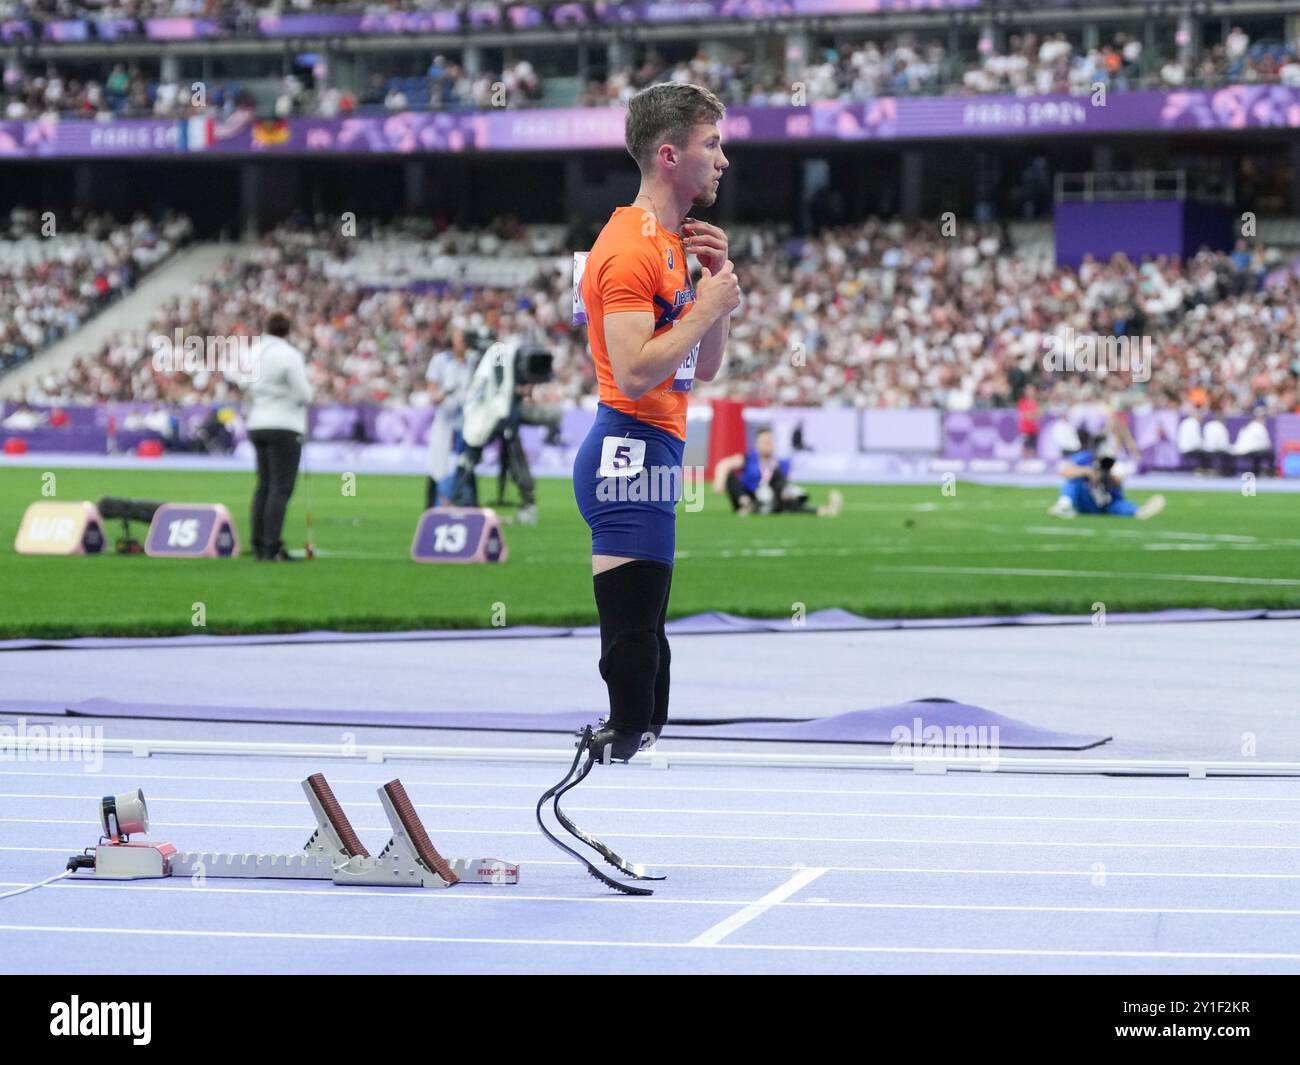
[755,431,775,459]
[679,124,728,208]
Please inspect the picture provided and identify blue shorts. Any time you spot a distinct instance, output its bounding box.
[1064,478,1138,517]
[573,403,684,566]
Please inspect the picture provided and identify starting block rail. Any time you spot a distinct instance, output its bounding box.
[70,772,519,888]
[27,734,1300,778]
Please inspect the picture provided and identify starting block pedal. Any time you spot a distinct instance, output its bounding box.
[303,771,371,860]
[72,773,519,889]
[331,779,465,888]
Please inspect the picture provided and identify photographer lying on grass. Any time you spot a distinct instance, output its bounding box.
[1048,432,1165,520]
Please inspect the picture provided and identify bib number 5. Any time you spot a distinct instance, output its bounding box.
[599,436,647,478]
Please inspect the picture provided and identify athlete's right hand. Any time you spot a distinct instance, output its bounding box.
[696,260,741,321]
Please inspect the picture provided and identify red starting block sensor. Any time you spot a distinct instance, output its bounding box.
[65,789,179,880]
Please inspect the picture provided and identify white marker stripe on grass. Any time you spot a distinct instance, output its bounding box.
[2,925,1299,962]
[690,867,827,947]
[880,564,1300,587]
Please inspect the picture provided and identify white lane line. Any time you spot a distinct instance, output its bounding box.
[1,924,1298,962]
[8,793,1300,827]
[690,867,827,947]
[3,847,1298,878]
[4,769,1296,803]
[5,881,1300,917]
[4,817,1297,850]
[880,564,1300,587]
[0,881,740,907]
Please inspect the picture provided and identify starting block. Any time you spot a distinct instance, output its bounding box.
[69,773,518,888]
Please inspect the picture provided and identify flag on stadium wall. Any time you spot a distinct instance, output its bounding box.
[251,120,291,147]
[180,115,214,152]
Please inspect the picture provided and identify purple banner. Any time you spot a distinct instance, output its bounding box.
[1054,201,1232,269]
[90,19,142,42]
[552,3,590,26]
[597,0,978,21]
[0,403,245,454]
[744,406,859,455]
[354,12,460,35]
[144,18,218,40]
[5,403,1294,473]
[863,408,943,452]
[7,88,1300,159]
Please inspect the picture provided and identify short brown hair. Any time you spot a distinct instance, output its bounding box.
[265,313,291,338]
[625,83,726,173]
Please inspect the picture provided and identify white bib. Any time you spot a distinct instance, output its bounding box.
[598,435,646,478]
[671,340,699,393]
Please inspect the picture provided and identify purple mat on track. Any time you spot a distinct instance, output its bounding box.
[1,607,1296,651]
[2,696,1110,750]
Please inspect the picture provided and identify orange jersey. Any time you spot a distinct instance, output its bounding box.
[581,206,698,441]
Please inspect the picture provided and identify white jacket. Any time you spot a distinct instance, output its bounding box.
[1176,415,1202,453]
[1234,419,1272,455]
[243,335,312,435]
[1201,419,1231,453]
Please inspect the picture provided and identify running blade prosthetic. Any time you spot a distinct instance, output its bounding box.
[535,725,667,895]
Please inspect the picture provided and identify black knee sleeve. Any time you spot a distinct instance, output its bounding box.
[593,560,672,735]
[650,627,670,736]
[650,564,672,736]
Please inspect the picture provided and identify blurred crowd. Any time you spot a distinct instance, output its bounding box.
[5,25,1299,122]
[716,221,1295,417]
[0,0,602,18]
[584,28,1297,108]
[0,208,192,375]
[9,214,1298,421]
[17,215,585,407]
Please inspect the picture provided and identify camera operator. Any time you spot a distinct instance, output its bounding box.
[449,334,552,525]
[423,326,475,509]
[1048,432,1165,520]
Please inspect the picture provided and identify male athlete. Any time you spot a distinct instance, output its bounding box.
[573,83,739,765]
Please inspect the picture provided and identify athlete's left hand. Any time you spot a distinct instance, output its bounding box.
[683,217,728,275]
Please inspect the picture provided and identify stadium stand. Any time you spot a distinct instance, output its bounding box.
[6,214,1295,420]
[4,24,1299,119]
[0,208,192,375]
